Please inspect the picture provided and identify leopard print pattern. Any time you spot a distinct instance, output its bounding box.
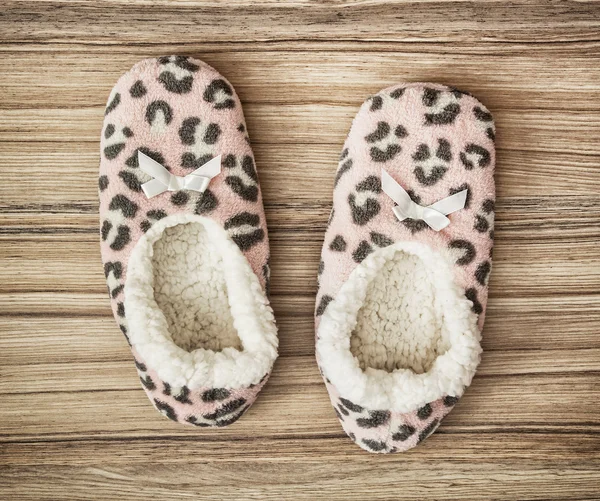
[99,56,271,426]
[316,83,495,452]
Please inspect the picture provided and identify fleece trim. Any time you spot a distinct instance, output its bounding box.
[316,239,481,413]
[126,213,278,390]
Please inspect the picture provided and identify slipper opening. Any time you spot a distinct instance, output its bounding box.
[316,240,481,412]
[152,221,242,353]
[350,248,450,374]
[124,213,278,390]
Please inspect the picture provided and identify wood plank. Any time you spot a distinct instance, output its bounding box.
[2,431,600,463]
[1,453,600,501]
[1,52,599,111]
[0,223,598,296]
[2,1,600,45]
[2,106,600,156]
[3,40,600,57]
[2,350,599,396]
[0,293,598,365]
[1,456,598,501]
[0,143,598,204]
[0,373,599,442]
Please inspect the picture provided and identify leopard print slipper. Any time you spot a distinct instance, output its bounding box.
[315,83,495,453]
[99,56,277,427]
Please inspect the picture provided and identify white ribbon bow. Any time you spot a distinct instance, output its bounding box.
[381,169,467,231]
[137,151,222,199]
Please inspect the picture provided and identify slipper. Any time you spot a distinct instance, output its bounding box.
[99,56,278,427]
[315,83,495,453]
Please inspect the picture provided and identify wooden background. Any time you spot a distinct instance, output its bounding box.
[1,1,599,499]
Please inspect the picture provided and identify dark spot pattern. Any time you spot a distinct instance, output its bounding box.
[170,191,189,206]
[174,386,193,405]
[104,143,126,160]
[475,261,491,285]
[370,144,401,163]
[443,395,460,407]
[392,424,416,442]
[203,79,235,109]
[119,170,142,192]
[334,158,353,187]
[417,403,433,420]
[154,399,178,421]
[362,439,388,452]
[460,144,491,169]
[203,398,247,420]
[339,398,364,413]
[418,419,440,443]
[348,176,382,225]
[109,194,138,218]
[482,199,495,214]
[146,100,173,126]
[449,239,476,266]
[202,388,231,402]
[412,138,452,186]
[474,215,489,233]
[352,240,373,263]
[422,87,440,107]
[224,212,265,251]
[157,56,199,94]
[329,235,347,252]
[369,95,383,111]
[186,416,211,427]
[105,92,120,115]
[109,226,130,251]
[337,404,349,416]
[356,410,390,429]
[104,124,115,139]
[223,154,259,202]
[365,122,390,143]
[390,87,405,99]
[316,294,333,316]
[129,80,147,98]
[465,288,483,314]
[98,175,109,192]
[140,375,156,391]
[195,189,218,215]
[394,125,408,138]
[370,231,393,247]
[125,147,166,169]
[425,102,460,125]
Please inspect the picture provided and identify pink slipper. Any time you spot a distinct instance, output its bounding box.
[315,83,495,453]
[99,56,278,427]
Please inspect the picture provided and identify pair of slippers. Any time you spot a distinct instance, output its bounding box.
[99,56,495,453]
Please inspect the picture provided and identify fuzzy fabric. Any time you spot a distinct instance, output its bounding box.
[315,83,495,453]
[99,56,278,427]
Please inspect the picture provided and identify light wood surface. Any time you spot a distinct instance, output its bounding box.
[1,1,600,499]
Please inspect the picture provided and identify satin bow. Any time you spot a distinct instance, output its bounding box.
[137,151,222,199]
[381,169,467,231]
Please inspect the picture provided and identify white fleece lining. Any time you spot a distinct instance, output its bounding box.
[125,213,278,390]
[152,222,242,353]
[316,240,481,413]
[350,251,448,374]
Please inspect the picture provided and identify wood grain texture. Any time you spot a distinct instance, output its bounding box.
[1,1,600,500]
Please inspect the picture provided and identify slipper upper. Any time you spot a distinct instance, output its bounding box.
[99,56,276,427]
[315,83,495,453]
